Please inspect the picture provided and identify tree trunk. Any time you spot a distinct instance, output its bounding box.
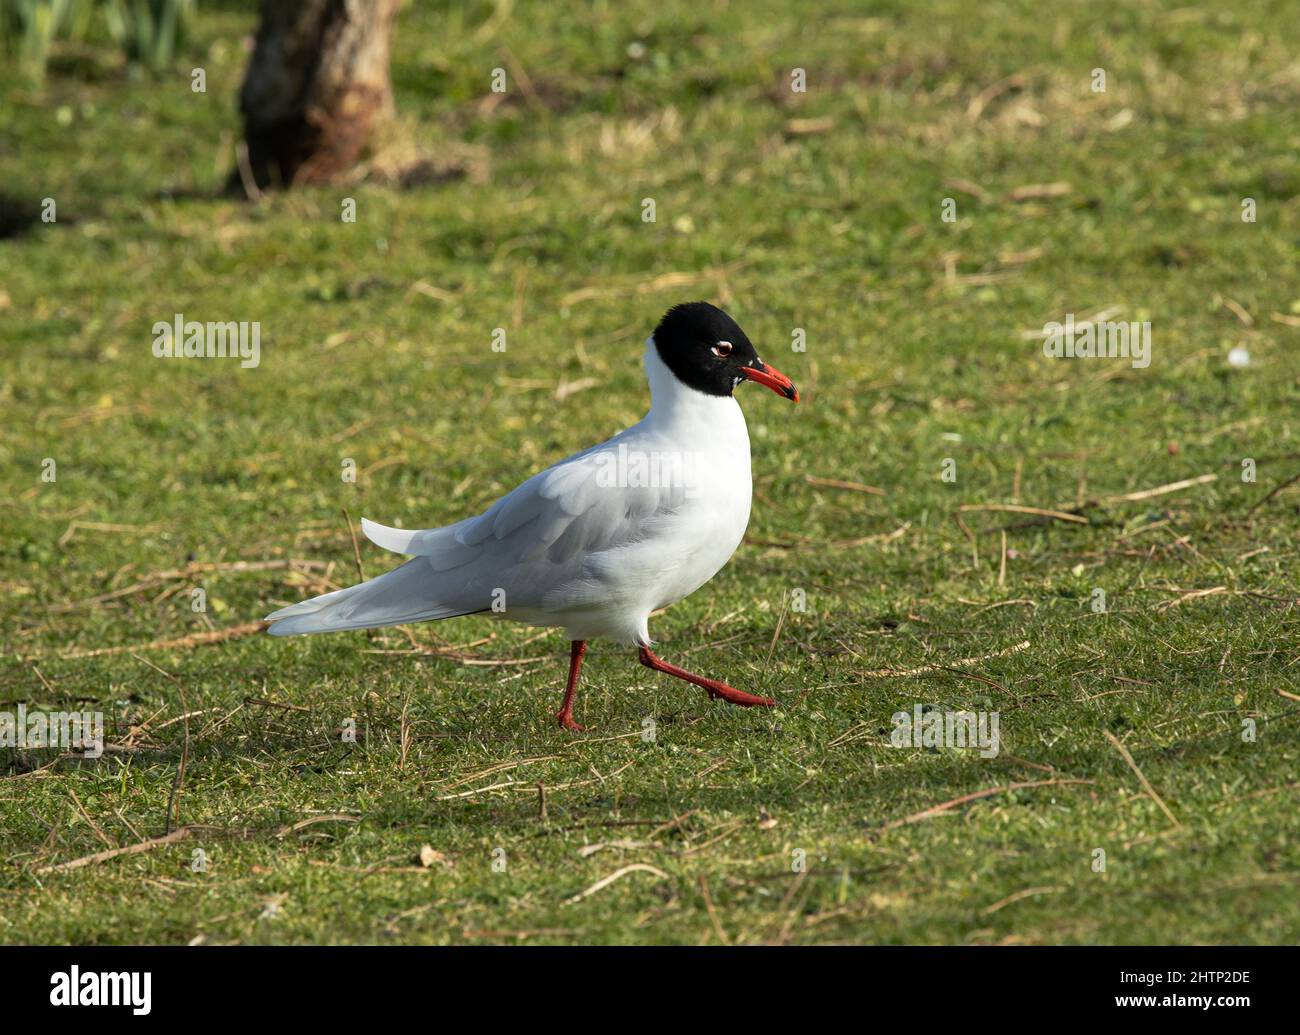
[233,0,398,192]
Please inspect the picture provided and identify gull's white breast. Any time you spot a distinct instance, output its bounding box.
[552,386,752,643]
[525,345,754,644]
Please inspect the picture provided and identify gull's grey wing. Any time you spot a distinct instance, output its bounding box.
[359,440,690,616]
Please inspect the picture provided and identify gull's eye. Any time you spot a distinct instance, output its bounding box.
[712,341,733,358]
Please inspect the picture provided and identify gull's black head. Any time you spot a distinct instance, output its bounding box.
[651,301,799,402]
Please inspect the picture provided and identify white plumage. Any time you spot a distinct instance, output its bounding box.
[265,342,754,646]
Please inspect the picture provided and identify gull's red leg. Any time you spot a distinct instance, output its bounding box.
[638,646,775,707]
[555,640,588,732]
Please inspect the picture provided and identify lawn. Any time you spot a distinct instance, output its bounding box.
[1,0,1298,944]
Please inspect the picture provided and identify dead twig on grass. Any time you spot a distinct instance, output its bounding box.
[1247,470,1300,515]
[764,593,791,668]
[863,640,1030,678]
[1099,472,1218,504]
[244,696,308,713]
[959,503,1088,525]
[805,475,886,496]
[68,787,116,851]
[564,864,671,905]
[55,622,268,659]
[342,507,366,581]
[56,521,164,549]
[747,523,909,551]
[981,885,1066,916]
[36,827,193,874]
[49,559,331,614]
[966,74,1028,121]
[698,874,731,945]
[274,815,361,839]
[876,778,1094,834]
[1008,181,1072,202]
[954,512,979,567]
[1155,586,1227,612]
[1104,730,1180,827]
[1059,473,1218,514]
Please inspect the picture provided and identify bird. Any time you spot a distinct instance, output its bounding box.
[265,301,800,730]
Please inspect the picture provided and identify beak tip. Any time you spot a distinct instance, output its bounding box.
[741,362,800,403]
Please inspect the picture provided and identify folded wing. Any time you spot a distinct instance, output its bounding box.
[266,439,687,635]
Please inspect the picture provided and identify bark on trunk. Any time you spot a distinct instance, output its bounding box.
[233,0,398,191]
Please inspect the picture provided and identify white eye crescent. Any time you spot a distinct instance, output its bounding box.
[712,341,733,358]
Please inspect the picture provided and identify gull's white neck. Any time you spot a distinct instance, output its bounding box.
[643,339,747,439]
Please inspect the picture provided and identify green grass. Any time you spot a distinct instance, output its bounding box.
[2,0,1299,944]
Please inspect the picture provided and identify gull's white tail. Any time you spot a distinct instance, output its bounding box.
[264,558,470,635]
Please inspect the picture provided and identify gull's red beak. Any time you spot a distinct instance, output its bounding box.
[739,360,799,402]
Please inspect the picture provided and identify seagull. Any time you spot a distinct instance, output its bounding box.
[265,301,800,730]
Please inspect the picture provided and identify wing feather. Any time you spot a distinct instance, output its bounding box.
[358,442,686,615]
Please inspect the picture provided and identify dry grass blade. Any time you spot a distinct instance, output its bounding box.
[436,779,522,801]
[1008,181,1072,201]
[764,592,791,668]
[36,827,193,874]
[1048,473,1218,514]
[698,874,731,944]
[343,507,366,581]
[49,560,331,614]
[877,779,1094,833]
[69,787,116,851]
[966,73,1027,120]
[57,521,165,548]
[863,640,1030,678]
[944,177,994,204]
[1099,472,1217,504]
[1104,730,1180,827]
[954,512,979,567]
[275,815,361,838]
[564,864,671,905]
[1247,470,1300,515]
[439,756,561,791]
[805,475,886,496]
[959,503,1087,524]
[980,885,1066,916]
[56,621,269,659]
[132,654,191,835]
[1155,586,1227,612]
[244,696,309,712]
[783,116,835,136]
